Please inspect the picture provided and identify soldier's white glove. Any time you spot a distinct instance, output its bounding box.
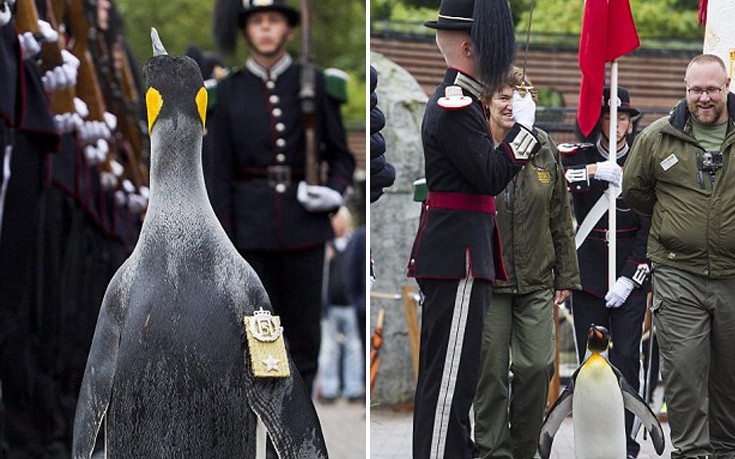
[84,138,109,165]
[512,90,535,129]
[53,112,83,133]
[18,31,41,58]
[604,276,635,308]
[114,189,127,207]
[79,120,109,144]
[74,97,89,118]
[594,161,622,188]
[103,111,118,132]
[297,182,343,212]
[36,19,57,42]
[0,0,14,26]
[42,50,79,92]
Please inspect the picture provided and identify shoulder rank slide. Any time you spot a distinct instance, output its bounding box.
[244,308,290,378]
[438,85,472,110]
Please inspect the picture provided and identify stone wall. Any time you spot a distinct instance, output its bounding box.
[369,51,427,406]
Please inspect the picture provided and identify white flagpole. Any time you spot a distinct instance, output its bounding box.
[607,61,618,290]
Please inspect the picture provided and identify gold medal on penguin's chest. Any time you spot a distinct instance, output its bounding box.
[244,308,290,378]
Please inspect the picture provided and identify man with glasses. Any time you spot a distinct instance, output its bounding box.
[623,54,735,459]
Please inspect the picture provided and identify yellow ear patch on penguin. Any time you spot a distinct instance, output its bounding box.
[196,86,207,129]
[146,87,163,134]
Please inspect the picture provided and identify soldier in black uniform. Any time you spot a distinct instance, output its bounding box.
[406,0,541,457]
[206,0,355,397]
[561,86,651,459]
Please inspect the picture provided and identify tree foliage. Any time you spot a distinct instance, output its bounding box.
[116,0,365,124]
[372,0,702,40]
[513,0,700,38]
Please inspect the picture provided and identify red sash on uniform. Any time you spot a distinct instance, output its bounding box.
[426,192,508,281]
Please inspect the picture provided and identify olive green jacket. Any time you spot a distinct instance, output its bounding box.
[622,95,735,277]
[493,129,581,294]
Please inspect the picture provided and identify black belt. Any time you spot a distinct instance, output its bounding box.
[237,166,305,192]
[588,227,640,241]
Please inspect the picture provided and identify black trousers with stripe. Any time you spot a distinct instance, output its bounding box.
[413,277,492,459]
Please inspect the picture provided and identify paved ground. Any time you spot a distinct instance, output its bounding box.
[89,397,365,459]
[370,388,671,458]
[317,397,367,458]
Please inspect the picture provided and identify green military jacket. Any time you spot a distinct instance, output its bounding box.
[622,95,735,277]
[493,129,581,294]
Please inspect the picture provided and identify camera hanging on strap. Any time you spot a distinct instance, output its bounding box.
[696,150,723,188]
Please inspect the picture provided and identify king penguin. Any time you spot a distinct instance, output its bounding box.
[538,325,664,459]
[72,29,328,459]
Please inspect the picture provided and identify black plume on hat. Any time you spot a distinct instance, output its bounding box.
[471,0,515,96]
[425,0,515,95]
[213,0,242,54]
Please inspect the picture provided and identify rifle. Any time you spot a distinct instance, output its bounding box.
[299,0,319,185]
[66,0,105,123]
[89,25,147,189]
[15,0,75,114]
[111,38,148,187]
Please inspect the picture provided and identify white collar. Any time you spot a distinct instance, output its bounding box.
[596,136,629,160]
[454,72,483,99]
[246,53,293,82]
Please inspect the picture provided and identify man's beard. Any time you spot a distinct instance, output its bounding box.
[688,100,725,125]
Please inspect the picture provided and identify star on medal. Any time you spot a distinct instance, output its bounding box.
[263,355,280,372]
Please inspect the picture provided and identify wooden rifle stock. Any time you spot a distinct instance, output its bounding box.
[299,0,319,185]
[67,0,105,122]
[15,0,75,114]
[111,39,148,188]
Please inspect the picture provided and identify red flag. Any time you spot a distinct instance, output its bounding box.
[577,0,640,136]
[698,0,708,26]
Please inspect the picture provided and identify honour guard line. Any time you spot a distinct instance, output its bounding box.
[2,0,149,455]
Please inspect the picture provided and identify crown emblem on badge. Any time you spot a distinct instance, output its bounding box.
[248,307,283,342]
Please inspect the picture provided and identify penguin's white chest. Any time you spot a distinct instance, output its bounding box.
[572,356,626,459]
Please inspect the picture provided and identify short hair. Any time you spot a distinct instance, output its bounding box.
[685,54,728,80]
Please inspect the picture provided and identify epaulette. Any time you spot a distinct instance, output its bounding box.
[557,142,595,156]
[325,68,349,104]
[437,85,472,110]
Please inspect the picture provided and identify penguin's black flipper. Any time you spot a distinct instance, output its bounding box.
[72,272,126,459]
[616,367,665,455]
[241,293,328,458]
[538,377,576,459]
